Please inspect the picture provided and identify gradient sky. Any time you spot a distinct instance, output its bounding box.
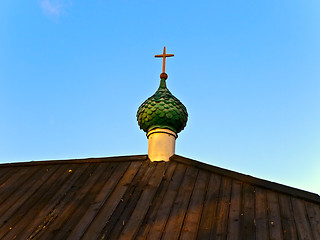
[1,0,320,194]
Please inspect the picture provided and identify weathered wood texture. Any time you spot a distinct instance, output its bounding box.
[0,155,319,240]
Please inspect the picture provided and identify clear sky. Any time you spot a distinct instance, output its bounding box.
[1,1,320,194]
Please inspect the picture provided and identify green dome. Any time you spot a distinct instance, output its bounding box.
[137,78,188,133]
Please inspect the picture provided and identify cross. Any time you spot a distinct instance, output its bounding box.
[155,46,174,73]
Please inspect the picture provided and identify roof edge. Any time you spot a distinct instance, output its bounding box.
[0,154,148,167]
[171,154,320,204]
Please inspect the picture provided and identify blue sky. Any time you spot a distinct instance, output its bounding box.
[1,0,320,194]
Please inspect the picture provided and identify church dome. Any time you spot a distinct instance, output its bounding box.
[137,75,188,133]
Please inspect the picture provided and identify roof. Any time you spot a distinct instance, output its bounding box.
[0,154,319,239]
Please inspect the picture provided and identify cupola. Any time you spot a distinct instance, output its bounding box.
[137,47,188,161]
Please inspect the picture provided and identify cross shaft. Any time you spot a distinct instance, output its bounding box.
[155,47,174,73]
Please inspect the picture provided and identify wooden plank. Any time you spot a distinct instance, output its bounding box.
[240,184,256,239]
[0,166,39,207]
[197,174,221,239]
[145,163,187,240]
[118,162,168,239]
[0,166,42,216]
[255,187,269,240]
[21,163,92,239]
[0,165,68,239]
[266,190,283,240]
[134,162,177,240]
[4,163,93,240]
[81,161,143,240]
[210,177,232,240]
[180,170,209,240]
[305,201,320,239]
[291,198,314,240]
[67,162,130,239]
[100,160,153,239]
[0,167,20,189]
[161,166,198,240]
[278,194,298,240]
[227,180,242,240]
[171,155,320,204]
[38,162,112,239]
[0,165,58,230]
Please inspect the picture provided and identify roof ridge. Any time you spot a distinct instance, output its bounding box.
[1,154,319,204]
[0,155,148,167]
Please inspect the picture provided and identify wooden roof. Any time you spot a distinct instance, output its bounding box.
[0,154,319,239]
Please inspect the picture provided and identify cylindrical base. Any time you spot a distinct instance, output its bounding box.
[147,128,177,162]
